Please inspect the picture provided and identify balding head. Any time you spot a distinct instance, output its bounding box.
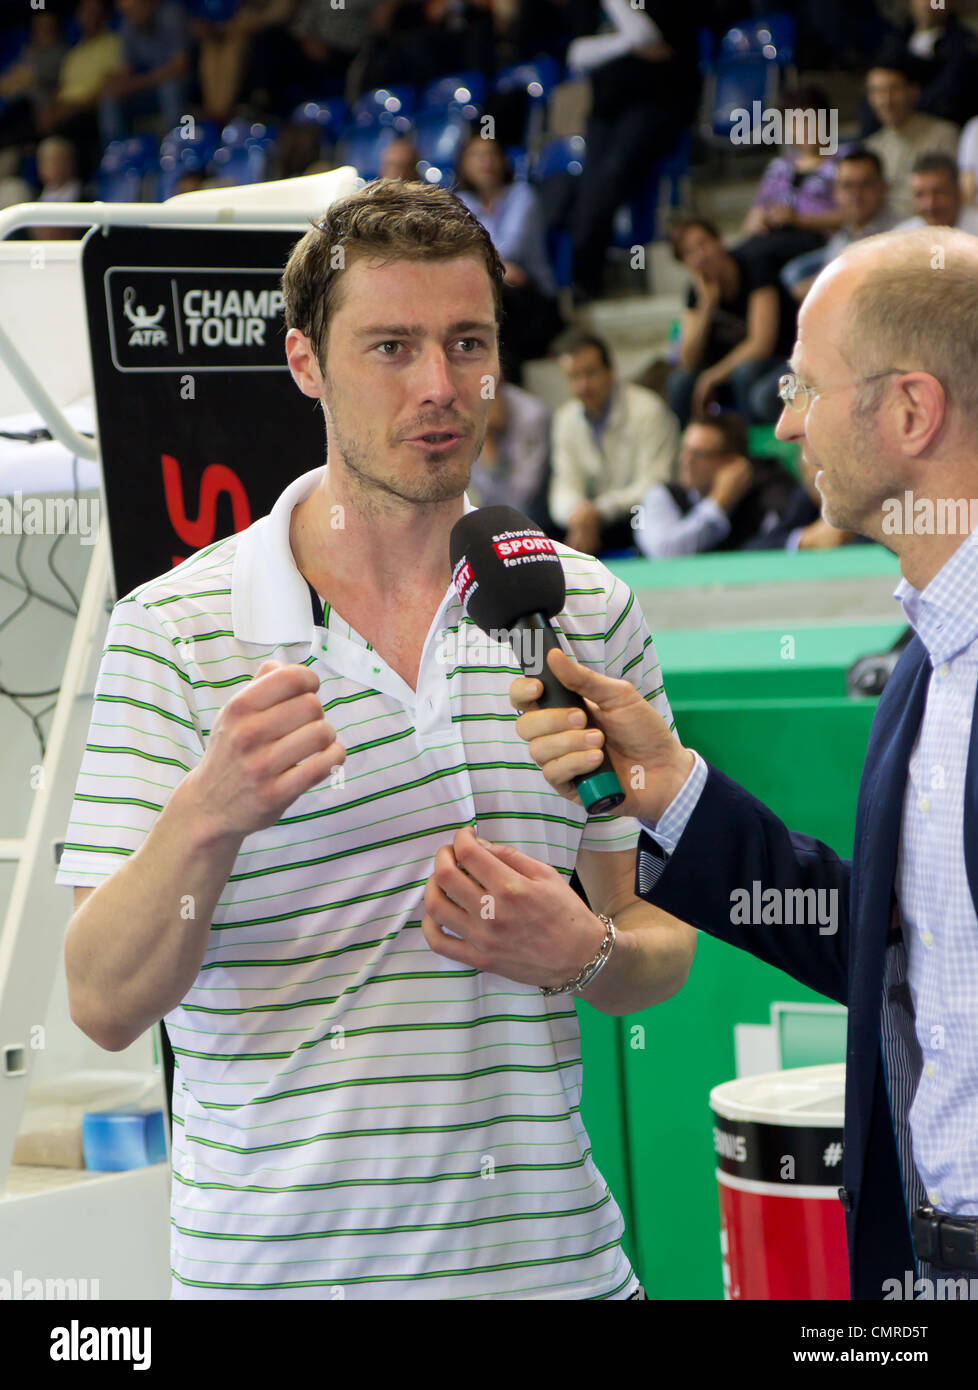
[804,226,978,426]
[775,227,978,570]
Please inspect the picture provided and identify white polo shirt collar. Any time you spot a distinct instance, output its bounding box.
[231,464,478,663]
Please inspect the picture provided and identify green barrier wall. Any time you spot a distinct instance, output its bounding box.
[654,622,905,702]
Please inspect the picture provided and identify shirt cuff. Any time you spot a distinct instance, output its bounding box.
[697,496,732,535]
[637,749,708,855]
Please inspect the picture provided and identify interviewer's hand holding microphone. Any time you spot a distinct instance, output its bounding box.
[509,646,695,823]
[420,507,695,1001]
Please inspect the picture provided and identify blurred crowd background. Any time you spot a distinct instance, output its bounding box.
[3,0,978,560]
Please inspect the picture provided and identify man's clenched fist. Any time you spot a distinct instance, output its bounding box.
[184,660,345,840]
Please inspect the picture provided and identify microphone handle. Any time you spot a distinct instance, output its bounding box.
[511,613,625,816]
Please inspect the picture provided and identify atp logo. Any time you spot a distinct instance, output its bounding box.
[123,286,167,347]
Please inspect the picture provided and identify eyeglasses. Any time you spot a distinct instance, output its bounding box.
[777,368,910,411]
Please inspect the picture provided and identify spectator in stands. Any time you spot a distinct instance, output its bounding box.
[633,413,797,559]
[359,0,496,93]
[781,147,896,302]
[667,217,796,427]
[737,85,844,272]
[191,0,295,124]
[896,150,978,234]
[746,457,865,551]
[270,119,324,178]
[864,58,960,220]
[98,0,191,146]
[37,2,119,128]
[958,113,978,206]
[549,331,679,557]
[288,0,380,94]
[885,0,978,129]
[0,149,33,212]
[35,0,119,183]
[468,379,551,522]
[31,136,84,240]
[379,137,420,181]
[454,135,563,383]
[561,0,701,302]
[174,168,208,195]
[0,12,67,149]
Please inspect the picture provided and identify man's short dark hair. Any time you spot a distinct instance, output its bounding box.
[837,146,884,179]
[555,331,612,370]
[669,216,721,263]
[911,151,959,181]
[867,50,924,86]
[689,410,749,458]
[281,179,506,372]
[780,84,829,115]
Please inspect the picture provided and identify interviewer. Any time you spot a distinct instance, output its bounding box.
[510,225,978,1302]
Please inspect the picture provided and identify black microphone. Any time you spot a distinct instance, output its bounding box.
[449,506,625,815]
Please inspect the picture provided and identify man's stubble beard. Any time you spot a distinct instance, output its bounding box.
[323,384,489,519]
[821,397,890,540]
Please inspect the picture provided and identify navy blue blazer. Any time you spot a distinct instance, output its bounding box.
[634,632,974,1299]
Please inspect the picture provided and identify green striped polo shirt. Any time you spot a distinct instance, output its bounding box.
[57,465,677,1300]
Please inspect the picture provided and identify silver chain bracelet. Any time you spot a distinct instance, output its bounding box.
[539,915,617,997]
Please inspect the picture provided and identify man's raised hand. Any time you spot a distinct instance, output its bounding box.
[185,659,345,840]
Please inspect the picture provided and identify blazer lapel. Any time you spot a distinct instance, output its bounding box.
[845,635,931,1189]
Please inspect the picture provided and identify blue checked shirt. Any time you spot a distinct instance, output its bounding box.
[639,527,978,1215]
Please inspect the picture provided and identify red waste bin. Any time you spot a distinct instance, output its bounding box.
[710,1062,849,1300]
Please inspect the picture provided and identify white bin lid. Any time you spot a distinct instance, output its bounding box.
[710,1062,845,1127]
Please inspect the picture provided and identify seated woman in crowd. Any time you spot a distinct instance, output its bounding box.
[454,135,563,382]
[738,85,844,271]
[667,216,797,425]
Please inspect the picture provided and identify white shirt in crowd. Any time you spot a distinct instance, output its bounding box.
[549,380,679,530]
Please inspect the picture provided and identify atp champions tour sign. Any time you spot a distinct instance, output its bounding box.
[82,226,326,599]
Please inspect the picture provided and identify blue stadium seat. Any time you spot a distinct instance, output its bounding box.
[420,72,486,118]
[205,118,277,186]
[96,136,158,202]
[493,56,561,147]
[0,27,29,74]
[211,144,266,185]
[698,27,716,69]
[291,98,349,145]
[155,121,220,199]
[532,134,585,181]
[161,120,220,165]
[219,116,277,150]
[334,124,399,181]
[532,136,586,289]
[350,86,416,131]
[708,56,774,139]
[157,146,209,200]
[505,145,530,182]
[613,129,692,247]
[493,56,561,103]
[414,109,471,187]
[189,0,240,19]
[720,12,796,67]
